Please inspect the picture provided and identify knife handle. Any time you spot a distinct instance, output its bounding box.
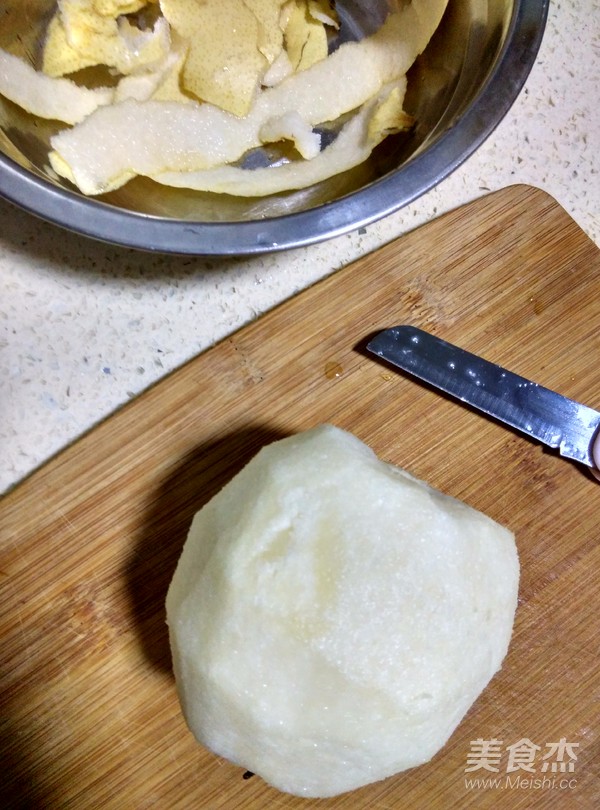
[592,433,600,482]
[590,430,600,481]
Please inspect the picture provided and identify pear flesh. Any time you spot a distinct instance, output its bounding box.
[166,425,519,798]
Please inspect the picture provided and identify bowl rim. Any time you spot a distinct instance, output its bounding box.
[0,0,549,256]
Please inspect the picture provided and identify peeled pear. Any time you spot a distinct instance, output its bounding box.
[166,424,519,798]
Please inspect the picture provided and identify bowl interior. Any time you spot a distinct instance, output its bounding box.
[0,0,516,224]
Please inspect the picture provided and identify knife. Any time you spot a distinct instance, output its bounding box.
[366,325,600,471]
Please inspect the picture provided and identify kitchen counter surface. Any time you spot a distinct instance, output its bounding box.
[1,0,599,494]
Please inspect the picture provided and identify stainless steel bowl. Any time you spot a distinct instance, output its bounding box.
[0,0,547,255]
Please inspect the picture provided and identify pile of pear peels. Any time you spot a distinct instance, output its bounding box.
[0,0,448,196]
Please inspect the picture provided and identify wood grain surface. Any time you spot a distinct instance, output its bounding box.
[1,185,599,809]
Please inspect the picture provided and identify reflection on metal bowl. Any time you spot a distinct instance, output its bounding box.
[0,0,547,255]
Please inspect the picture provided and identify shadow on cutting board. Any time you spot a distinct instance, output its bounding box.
[125,424,289,674]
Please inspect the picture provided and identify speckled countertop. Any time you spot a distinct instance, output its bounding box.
[1,0,599,494]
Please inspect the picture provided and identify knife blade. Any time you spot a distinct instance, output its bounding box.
[367,325,600,468]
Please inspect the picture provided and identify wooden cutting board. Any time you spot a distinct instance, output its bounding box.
[2,185,599,809]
